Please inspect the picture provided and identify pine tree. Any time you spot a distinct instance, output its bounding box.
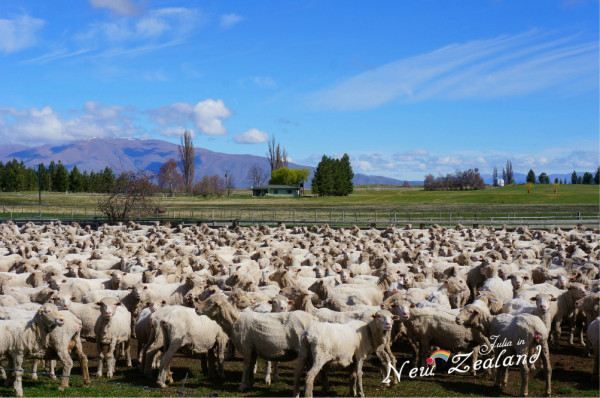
[571,171,577,184]
[69,166,84,192]
[526,169,536,184]
[53,162,69,192]
[594,167,600,184]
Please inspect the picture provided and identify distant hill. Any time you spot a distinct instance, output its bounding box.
[0,138,405,188]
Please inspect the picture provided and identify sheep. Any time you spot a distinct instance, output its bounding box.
[134,301,166,366]
[41,309,91,392]
[392,299,487,370]
[0,303,65,397]
[193,292,314,392]
[456,304,552,397]
[146,305,228,387]
[301,310,396,398]
[95,297,132,378]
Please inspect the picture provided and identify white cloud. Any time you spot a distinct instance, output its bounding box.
[313,30,598,110]
[220,14,243,29]
[357,160,375,172]
[79,7,199,44]
[194,99,231,135]
[343,147,600,180]
[90,0,139,16]
[161,126,193,138]
[150,99,231,136]
[0,102,135,144]
[233,128,268,144]
[0,15,45,53]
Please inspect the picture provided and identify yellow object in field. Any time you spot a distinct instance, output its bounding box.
[526,183,533,194]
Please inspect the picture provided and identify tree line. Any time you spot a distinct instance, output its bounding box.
[0,159,115,193]
[424,168,485,191]
[525,168,599,185]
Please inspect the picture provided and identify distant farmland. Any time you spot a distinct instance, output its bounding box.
[0,185,597,227]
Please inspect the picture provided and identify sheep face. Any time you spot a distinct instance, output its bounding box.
[372,310,395,331]
[388,299,411,321]
[530,293,556,314]
[455,305,485,329]
[37,303,65,329]
[97,298,122,319]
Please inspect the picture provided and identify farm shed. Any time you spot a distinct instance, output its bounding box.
[252,184,302,197]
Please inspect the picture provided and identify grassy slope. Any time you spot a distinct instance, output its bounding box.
[0,185,598,208]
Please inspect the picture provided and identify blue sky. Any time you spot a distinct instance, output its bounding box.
[0,0,598,179]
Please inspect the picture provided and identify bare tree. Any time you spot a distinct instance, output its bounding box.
[224,170,235,197]
[179,131,195,193]
[266,136,288,172]
[158,159,183,196]
[247,164,267,187]
[267,136,277,172]
[97,172,158,222]
[193,175,225,197]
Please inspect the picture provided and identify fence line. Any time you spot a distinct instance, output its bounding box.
[0,203,598,228]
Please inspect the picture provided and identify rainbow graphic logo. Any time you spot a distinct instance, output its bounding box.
[426,349,451,365]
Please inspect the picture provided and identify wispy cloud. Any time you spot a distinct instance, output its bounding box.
[0,101,137,145]
[22,48,92,64]
[313,30,599,110]
[0,15,45,54]
[326,148,600,180]
[22,7,202,64]
[233,128,268,144]
[220,13,243,29]
[251,76,277,89]
[89,0,140,16]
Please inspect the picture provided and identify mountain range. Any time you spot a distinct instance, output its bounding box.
[0,138,408,187]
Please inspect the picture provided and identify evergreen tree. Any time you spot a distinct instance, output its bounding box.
[69,166,84,192]
[526,169,536,184]
[312,155,353,196]
[594,167,600,184]
[571,171,577,184]
[337,154,354,195]
[53,162,69,192]
[582,172,593,184]
[538,172,549,184]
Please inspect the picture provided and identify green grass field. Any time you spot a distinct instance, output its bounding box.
[0,185,597,225]
[0,184,598,207]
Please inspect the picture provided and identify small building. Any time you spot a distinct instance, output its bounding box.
[252,184,302,197]
[497,178,505,187]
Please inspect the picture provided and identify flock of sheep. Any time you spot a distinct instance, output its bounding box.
[0,220,598,397]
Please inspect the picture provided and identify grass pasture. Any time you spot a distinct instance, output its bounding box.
[0,184,597,226]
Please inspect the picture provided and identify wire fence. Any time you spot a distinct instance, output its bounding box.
[0,203,598,228]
